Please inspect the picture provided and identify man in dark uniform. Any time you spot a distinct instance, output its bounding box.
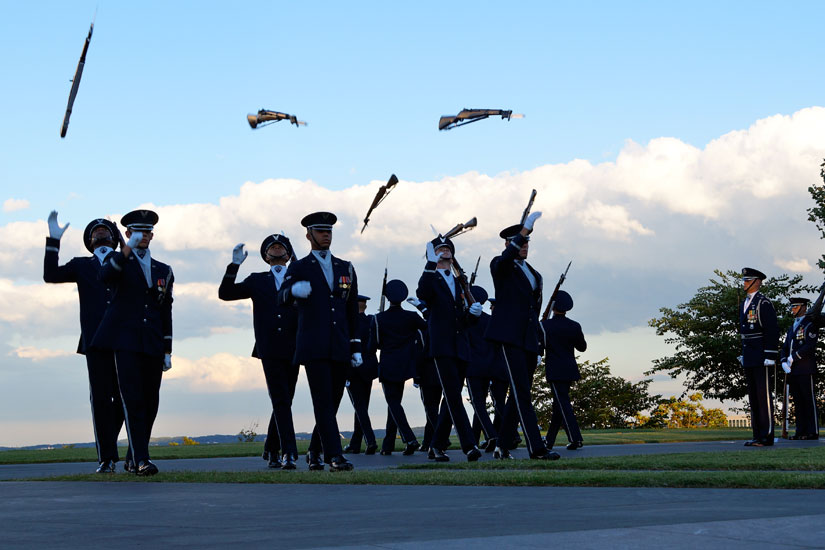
[780,297,820,440]
[416,236,483,462]
[92,209,173,476]
[218,234,300,469]
[279,211,360,472]
[405,297,443,454]
[739,267,779,447]
[343,295,378,455]
[43,211,124,473]
[466,285,509,452]
[540,290,587,450]
[371,280,426,455]
[486,212,559,460]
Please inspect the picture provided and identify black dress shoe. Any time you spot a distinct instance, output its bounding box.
[136,460,159,476]
[744,439,759,446]
[329,455,354,472]
[403,441,421,456]
[123,459,136,474]
[342,444,360,454]
[419,445,430,453]
[800,434,820,440]
[364,443,378,455]
[267,458,282,469]
[566,441,583,451]
[493,447,513,460]
[379,449,393,456]
[281,454,297,470]
[484,438,498,453]
[466,447,482,462]
[532,451,561,460]
[306,451,324,471]
[96,460,115,474]
[262,450,270,462]
[431,448,450,462]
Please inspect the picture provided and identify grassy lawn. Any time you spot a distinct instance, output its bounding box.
[0,428,754,465]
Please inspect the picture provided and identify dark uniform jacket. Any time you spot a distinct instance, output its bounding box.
[218,263,297,361]
[540,315,587,382]
[416,263,472,360]
[43,237,113,355]
[485,233,543,353]
[349,312,378,382]
[279,252,359,364]
[371,305,427,382]
[739,292,779,368]
[92,250,173,356]
[466,312,501,379]
[781,317,819,376]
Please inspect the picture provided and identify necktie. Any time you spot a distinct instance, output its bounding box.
[274,266,282,273]
[135,249,146,259]
[318,251,328,259]
[443,269,450,276]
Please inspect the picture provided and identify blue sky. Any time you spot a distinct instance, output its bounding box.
[2,2,825,446]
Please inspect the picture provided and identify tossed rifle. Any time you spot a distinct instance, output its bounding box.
[469,256,481,286]
[541,261,572,320]
[520,189,537,226]
[247,109,307,129]
[61,17,94,138]
[378,259,389,313]
[441,217,478,305]
[361,174,399,233]
[438,108,524,131]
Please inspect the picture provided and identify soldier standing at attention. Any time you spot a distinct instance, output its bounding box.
[279,212,360,472]
[43,212,125,473]
[739,267,779,447]
[780,297,820,440]
[343,295,379,455]
[487,212,559,460]
[540,290,587,450]
[218,234,300,469]
[92,209,173,476]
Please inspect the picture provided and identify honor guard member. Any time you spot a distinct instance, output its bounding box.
[43,212,125,473]
[371,280,427,455]
[405,298,444,454]
[540,290,587,450]
[780,297,820,440]
[486,213,559,460]
[739,267,780,447]
[343,295,379,455]
[416,236,483,462]
[92,209,173,475]
[279,212,360,472]
[218,234,300,469]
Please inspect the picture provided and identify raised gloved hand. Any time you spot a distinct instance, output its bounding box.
[163,354,172,372]
[125,231,143,249]
[231,243,248,265]
[469,302,483,317]
[426,242,444,263]
[351,352,363,368]
[290,281,311,299]
[781,361,791,374]
[48,211,69,240]
[764,358,776,367]
[523,211,542,231]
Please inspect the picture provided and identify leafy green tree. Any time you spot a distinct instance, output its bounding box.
[647,392,729,428]
[533,357,660,429]
[806,160,825,272]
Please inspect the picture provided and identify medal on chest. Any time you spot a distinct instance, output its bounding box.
[338,275,351,290]
[747,307,757,329]
[796,325,805,341]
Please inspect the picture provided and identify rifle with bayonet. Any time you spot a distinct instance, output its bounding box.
[361,174,399,233]
[441,217,478,306]
[438,108,524,131]
[61,18,94,138]
[379,260,388,313]
[520,189,537,226]
[469,256,481,286]
[541,261,572,320]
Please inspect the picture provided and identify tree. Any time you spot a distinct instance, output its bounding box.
[805,160,825,272]
[533,357,660,429]
[647,269,812,403]
[646,392,729,428]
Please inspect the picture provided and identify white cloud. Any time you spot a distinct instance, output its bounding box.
[775,258,813,273]
[3,198,30,213]
[10,346,73,361]
[164,353,266,392]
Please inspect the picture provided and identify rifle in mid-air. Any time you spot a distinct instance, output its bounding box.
[541,261,572,320]
[61,18,94,138]
[361,174,399,234]
[438,108,524,131]
[247,109,307,129]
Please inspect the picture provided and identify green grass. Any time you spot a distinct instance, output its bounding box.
[0,428,754,465]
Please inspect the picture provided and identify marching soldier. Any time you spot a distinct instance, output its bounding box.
[405,297,444,454]
[739,267,779,447]
[343,295,379,455]
[279,212,360,472]
[486,213,559,460]
[43,212,124,473]
[416,236,483,462]
[780,297,820,440]
[92,209,173,475]
[372,280,427,455]
[540,290,587,450]
[218,234,300,469]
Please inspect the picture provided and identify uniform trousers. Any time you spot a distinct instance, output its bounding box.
[381,381,416,449]
[545,380,583,447]
[261,359,299,457]
[85,350,125,463]
[432,356,475,453]
[418,383,444,450]
[498,344,547,457]
[745,365,774,441]
[113,351,163,464]
[346,377,376,450]
[467,376,507,443]
[306,360,347,462]
[789,374,819,437]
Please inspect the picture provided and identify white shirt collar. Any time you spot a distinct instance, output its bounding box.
[92,246,111,265]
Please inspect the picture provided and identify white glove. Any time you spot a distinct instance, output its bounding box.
[764,359,775,367]
[351,352,363,368]
[737,355,744,366]
[406,297,422,308]
[291,280,312,299]
[426,242,444,263]
[537,355,543,367]
[469,302,483,317]
[523,211,542,231]
[47,211,69,240]
[126,231,143,249]
[231,243,248,265]
[788,356,794,366]
[781,361,791,374]
[163,354,172,372]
